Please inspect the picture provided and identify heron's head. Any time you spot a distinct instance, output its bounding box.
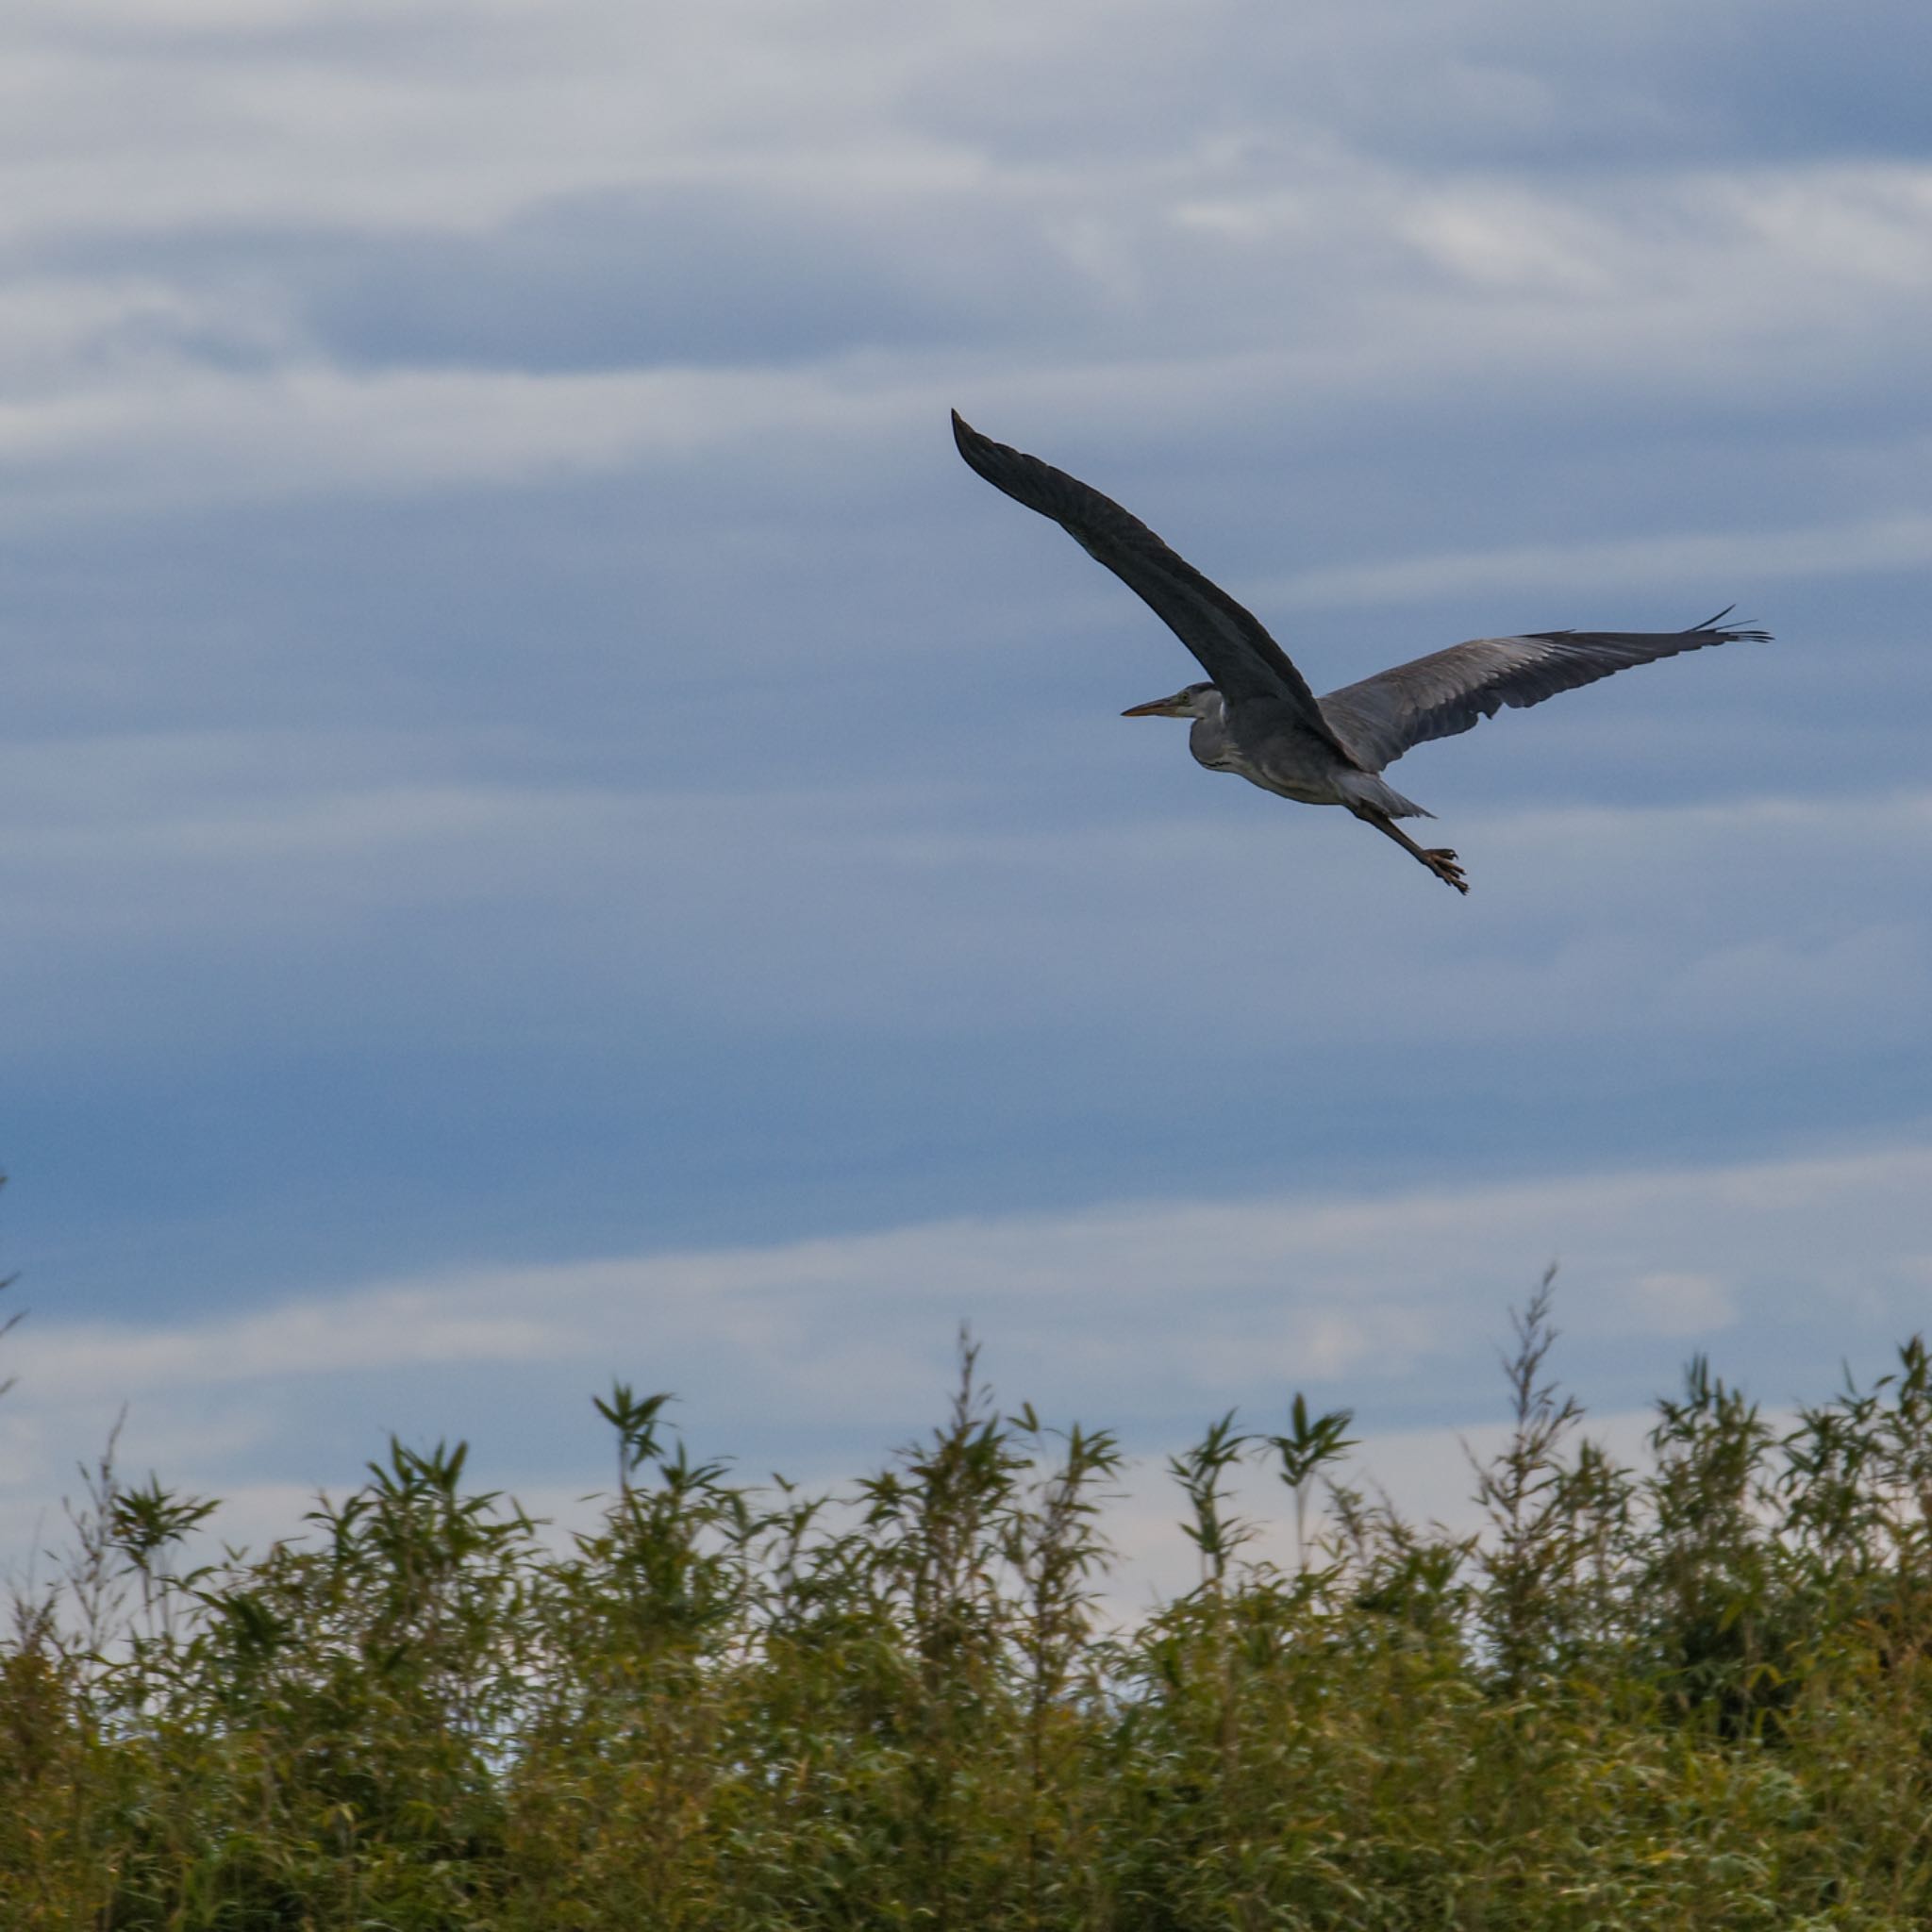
[1121,681,1219,721]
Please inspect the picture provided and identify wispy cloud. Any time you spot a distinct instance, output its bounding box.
[11,1140,1930,1416]
[6,736,1926,1049]
[1276,512,1932,607]
[5,1141,1925,1591]
[2,0,1926,1602]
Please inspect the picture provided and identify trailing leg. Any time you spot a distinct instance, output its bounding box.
[1357,808,1469,893]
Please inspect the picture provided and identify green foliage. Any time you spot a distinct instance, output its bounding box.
[10,1303,1932,1927]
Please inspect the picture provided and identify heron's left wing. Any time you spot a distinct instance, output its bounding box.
[952,411,1353,757]
[1317,610,1772,771]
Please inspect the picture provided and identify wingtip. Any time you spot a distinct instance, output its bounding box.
[1692,603,1774,642]
[951,408,1006,478]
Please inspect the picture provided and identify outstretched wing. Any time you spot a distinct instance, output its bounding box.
[952,410,1352,756]
[1317,610,1773,771]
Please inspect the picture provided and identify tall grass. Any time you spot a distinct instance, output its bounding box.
[8,1284,1932,1927]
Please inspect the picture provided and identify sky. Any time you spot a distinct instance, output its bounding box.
[3,0,1930,1592]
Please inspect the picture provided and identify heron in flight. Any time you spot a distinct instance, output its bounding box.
[952,410,1770,892]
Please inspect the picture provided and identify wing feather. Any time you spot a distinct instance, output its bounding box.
[1317,609,1773,771]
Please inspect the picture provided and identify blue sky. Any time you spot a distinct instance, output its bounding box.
[3,0,1930,1584]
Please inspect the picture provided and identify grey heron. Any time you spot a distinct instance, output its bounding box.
[952,410,1770,892]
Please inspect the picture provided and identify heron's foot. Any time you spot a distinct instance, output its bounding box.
[1357,808,1472,894]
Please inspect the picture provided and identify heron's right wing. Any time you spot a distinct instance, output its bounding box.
[952,411,1352,757]
[1318,610,1773,770]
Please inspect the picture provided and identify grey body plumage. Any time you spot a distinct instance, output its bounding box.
[952,409,1771,893]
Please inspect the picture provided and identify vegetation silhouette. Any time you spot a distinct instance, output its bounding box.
[8,1287,1932,1927]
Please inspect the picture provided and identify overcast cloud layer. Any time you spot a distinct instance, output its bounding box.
[2,1,1929,1562]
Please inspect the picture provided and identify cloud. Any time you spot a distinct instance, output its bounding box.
[7,0,1932,526]
[296,185,1097,375]
[2,0,1927,1619]
[0,357,905,521]
[1620,1271,1738,1339]
[8,155,1928,463]
[1274,512,1932,607]
[10,1140,1931,1416]
[23,1291,566,1401]
[5,719,1927,1051]
[4,1141,1926,1595]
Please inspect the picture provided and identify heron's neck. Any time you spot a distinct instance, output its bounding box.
[1187,692,1233,771]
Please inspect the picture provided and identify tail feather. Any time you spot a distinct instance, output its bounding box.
[1339,771,1432,819]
